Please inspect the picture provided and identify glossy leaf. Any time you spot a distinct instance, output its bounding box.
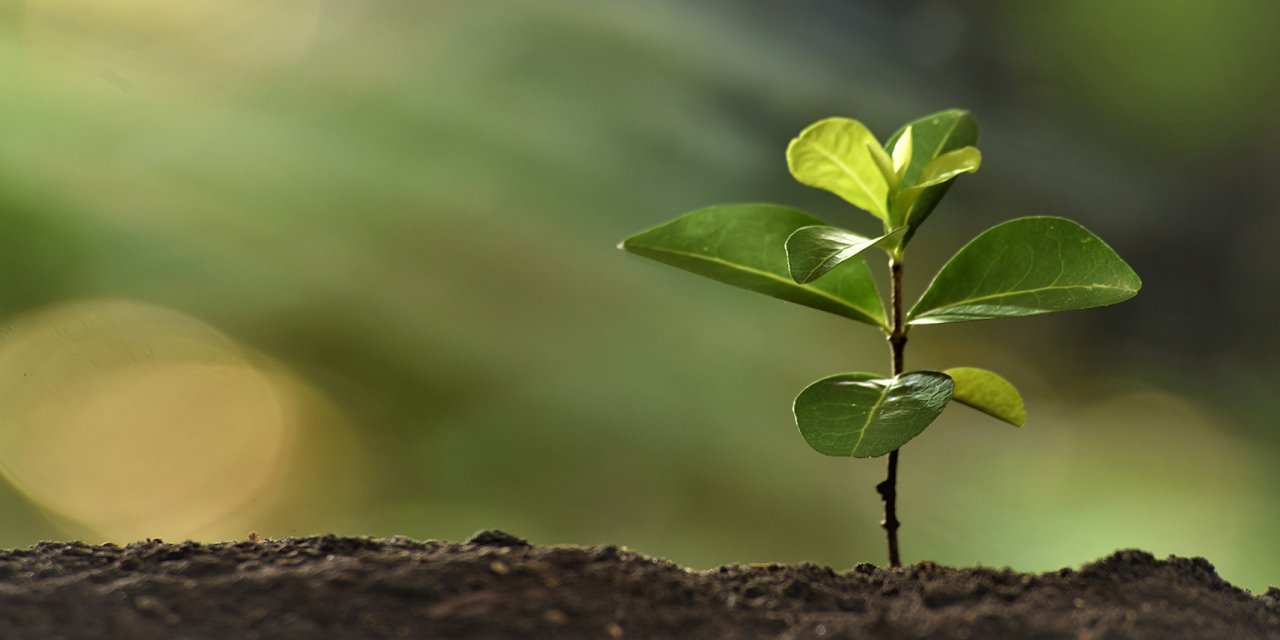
[786,118,890,221]
[621,204,887,327]
[944,367,1025,426]
[909,216,1141,324]
[884,110,979,236]
[793,371,953,458]
[785,226,905,284]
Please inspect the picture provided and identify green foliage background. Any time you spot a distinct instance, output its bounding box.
[0,1,1277,591]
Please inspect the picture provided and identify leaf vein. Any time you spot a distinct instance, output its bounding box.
[920,283,1136,316]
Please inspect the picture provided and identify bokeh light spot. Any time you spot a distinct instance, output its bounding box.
[0,299,299,540]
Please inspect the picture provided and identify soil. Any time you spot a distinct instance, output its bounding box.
[0,531,1276,639]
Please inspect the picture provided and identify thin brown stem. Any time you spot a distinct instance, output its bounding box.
[877,257,907,567]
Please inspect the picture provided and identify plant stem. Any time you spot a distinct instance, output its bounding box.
[877,257,906,567]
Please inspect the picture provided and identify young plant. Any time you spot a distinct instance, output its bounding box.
[619,110,1140,566]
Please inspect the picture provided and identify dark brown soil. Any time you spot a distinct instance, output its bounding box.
[1,531,1276,639]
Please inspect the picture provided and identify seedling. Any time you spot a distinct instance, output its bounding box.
[619,110,1140,566]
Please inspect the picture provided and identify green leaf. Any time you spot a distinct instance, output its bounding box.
[786,118,890,221]
[793,371,954,458]
[892,146,982,217]
[621,204,887,327]
[891,126,913,178]
[909,216,1141,325]
[868,141,897,189]
[915,146,982,188]
[884,109,979,237]
[785,226,905,284]
[944,367,1025,427]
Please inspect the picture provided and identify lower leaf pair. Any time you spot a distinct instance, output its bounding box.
[794,367,1023,458]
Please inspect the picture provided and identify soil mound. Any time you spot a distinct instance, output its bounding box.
[1,532,1276,639]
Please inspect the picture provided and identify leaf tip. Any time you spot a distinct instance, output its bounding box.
[617,234,643,254]
[784,264,811,285]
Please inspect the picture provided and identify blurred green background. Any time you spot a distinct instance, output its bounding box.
[0,0,1277,592]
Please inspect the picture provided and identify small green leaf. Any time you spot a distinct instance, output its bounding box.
[621,204,887,327]
[793,371,953,458]
[868,141,897,189]
[884,110,979,237]
[891,126,913,178]
[909,216,1141,324]
[785,226,905,284]
[892,146,982,217]
[915,146,981,188]
[944,367,1026,426]
[787,118,890,221]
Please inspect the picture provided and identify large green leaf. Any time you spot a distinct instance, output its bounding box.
[793,371,953,458]
[909,216,1141,324]
[786,118,890,221]
[621,204,887,327]
[785,225,904,284]
[944,367,1025,427]
[884,110,979,237]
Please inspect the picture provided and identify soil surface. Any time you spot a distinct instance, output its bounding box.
[1,531,1277,639]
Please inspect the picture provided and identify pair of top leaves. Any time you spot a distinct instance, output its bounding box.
[621,110,1141,458]
[786,110,981,263]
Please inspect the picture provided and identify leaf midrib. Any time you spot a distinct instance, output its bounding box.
[630,243,886,327]
[849,379,893,456]
[923,117,962,169]
[913,282,1137,319]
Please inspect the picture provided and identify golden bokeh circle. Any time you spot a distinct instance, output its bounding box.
[0,299,295,540]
